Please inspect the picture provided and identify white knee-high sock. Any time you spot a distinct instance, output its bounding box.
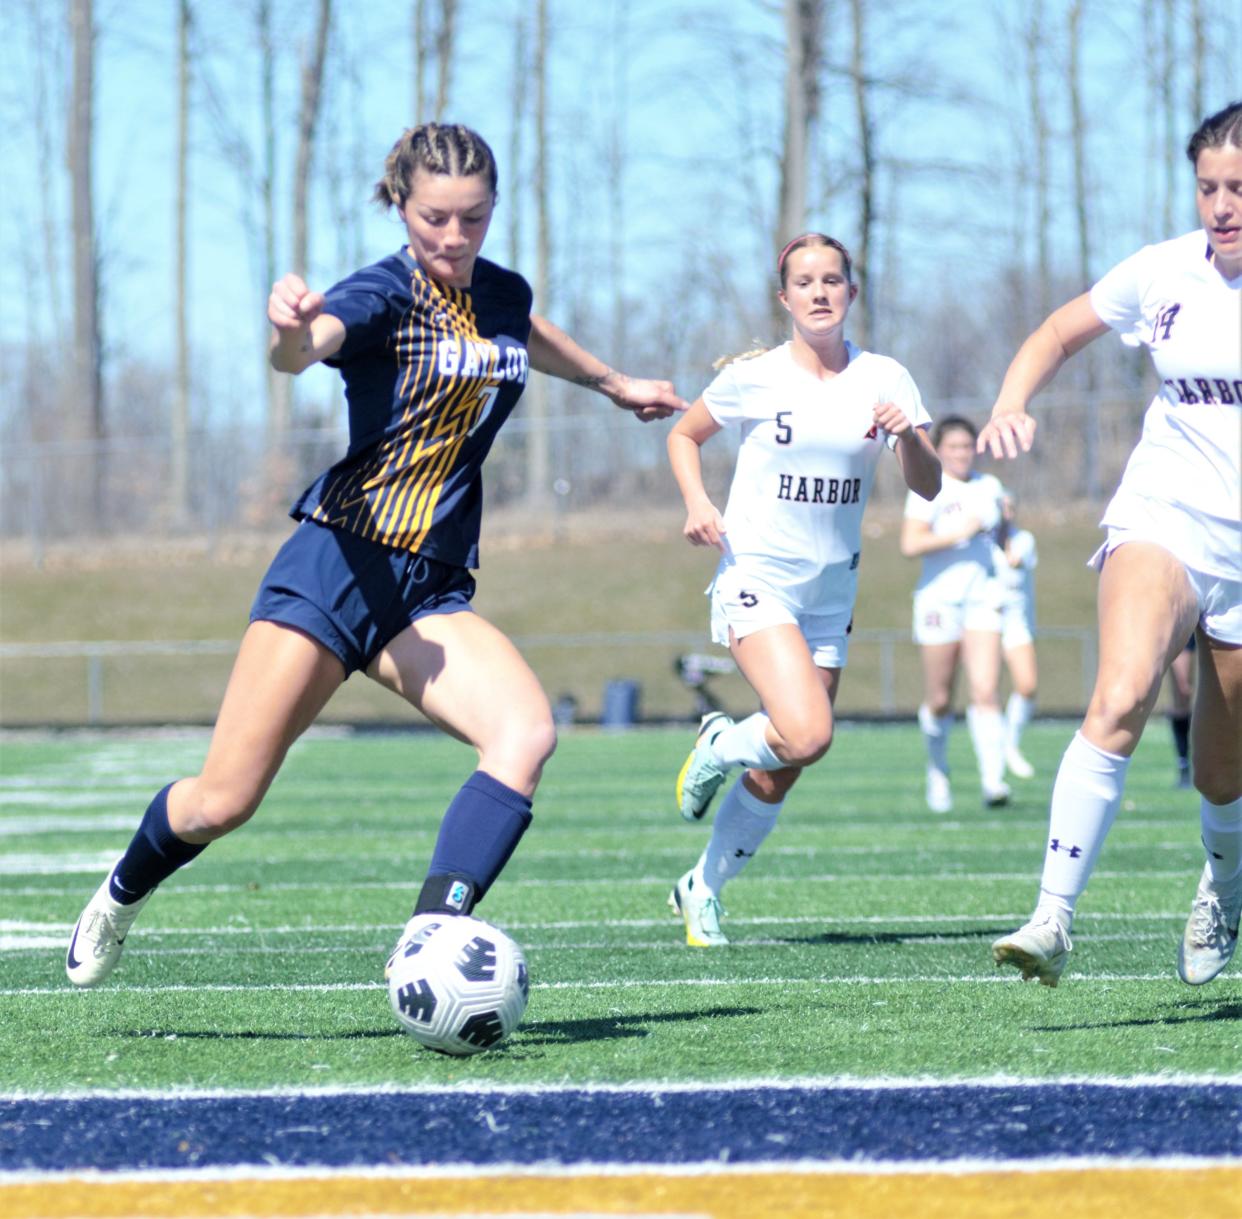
[711,712,784,771]
[1200,796,1242,885]
[693,777,782,898]
[918,704,952,773]
[967,705,1008,791]
[1035,731,1130,926]
[1006,693,1033,752]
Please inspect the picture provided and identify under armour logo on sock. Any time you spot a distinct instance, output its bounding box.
[733,849,753,859]
[1049,838,1083,859]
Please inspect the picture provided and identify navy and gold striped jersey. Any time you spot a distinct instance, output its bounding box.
[290,249,532,568]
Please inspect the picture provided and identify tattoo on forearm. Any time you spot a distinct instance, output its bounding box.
[573,368,620,390]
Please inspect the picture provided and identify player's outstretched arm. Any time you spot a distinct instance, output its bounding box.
[268,273,346,374]
[668,399,727,550]
[527,314,688,422]
[874,403,941,502]
[979,292,1110,460]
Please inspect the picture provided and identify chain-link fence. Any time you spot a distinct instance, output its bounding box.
[0,393,1147,558]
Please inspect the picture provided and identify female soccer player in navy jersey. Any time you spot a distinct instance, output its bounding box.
[984,101,1242,988]
[65,123,685,987]
[666,233,941,947]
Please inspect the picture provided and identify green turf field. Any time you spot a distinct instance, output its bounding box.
[1,721,1235,1093]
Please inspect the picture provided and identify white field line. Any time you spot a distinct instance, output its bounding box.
[0,912,1193,935]
[0,868,1201,890]
[0,973,1207,998]
[0,1153,1239,1186]
[0,931,1189,956]
[0,929,1182,954]
[6,1073,1242,1102]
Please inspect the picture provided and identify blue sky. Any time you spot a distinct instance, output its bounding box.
[2,0,1237,425]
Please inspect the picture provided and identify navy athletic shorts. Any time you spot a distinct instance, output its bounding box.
[250,519,476,675]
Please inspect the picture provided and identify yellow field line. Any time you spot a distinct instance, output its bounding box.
[3,1166,1240,1219]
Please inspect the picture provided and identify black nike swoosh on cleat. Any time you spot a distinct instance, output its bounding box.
[66,923,83,970]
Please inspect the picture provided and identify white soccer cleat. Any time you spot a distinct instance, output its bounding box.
[65,870,152,988]
[925,766,953,814]
[1006,748,1035,780]
[1178,864,1241,986]
[983,780,1012,808]
[992,915,1072,987]
[676,711,734,822]
[668,871,728,947]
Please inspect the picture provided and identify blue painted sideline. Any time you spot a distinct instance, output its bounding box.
[2,1085,1240,1172]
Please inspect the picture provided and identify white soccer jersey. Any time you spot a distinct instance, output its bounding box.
[1089,229,1242,579]
[703,341,931,586]
[904,471,1006,600]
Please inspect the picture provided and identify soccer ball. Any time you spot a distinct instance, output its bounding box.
[387,913,529,1056]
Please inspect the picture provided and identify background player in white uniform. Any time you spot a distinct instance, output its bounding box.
[983,101,1242,988]
[666,232,941,946]
[901,417,1010,812]
[997,501,1039,780]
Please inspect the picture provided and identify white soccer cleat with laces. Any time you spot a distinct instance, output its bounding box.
[65,870,152,988]
[992,915,1072,987]
[925,766,953,814]
[668,871,728,947]
[1178,864,1241,986]
[676,712,734,822]
[1006,748,1035,780]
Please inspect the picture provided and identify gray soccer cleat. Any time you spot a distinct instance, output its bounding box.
[1178,864,1241,985]
[992,915,1072,987]
[65,869,152,988]
[675,712,734,822]
[668,870,728,947]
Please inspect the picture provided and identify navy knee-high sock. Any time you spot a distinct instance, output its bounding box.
[110,784,208,904]
[414,771,533,915]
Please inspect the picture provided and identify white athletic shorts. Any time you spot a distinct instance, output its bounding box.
[1091,489,1242,645]
[1000,591,1035,650]
[709,557,856,669]
[912,566,1003,646]
[1089,539,1242,646]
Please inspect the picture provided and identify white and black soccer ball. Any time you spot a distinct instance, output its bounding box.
[387,913,529,1056]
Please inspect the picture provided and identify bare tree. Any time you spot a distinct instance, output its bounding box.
[774,0,823,335]
[608,0,630,362]
[525,0,551,510]
[1025,0,1052,321]
[172,0,192,524]
[848,0,873,348]
[413,0,428,119]
[1067,0,1101,501]
[508,5,528,268]
[434,0,456,120]
[270,0,332,448]
[67,0,102,518]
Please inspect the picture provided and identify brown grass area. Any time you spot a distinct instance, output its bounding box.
[0,506,1109,725]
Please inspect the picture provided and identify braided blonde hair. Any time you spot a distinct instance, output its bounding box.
[373,123,498,210]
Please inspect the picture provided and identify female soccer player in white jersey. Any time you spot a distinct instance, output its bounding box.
[666,233,942,946]
[901,416,1011,813]
[63,123,685,989]
[983,100,1242,988]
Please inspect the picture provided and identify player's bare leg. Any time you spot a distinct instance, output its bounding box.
[918,641,960,811]
[370,610,555,920]
[67,623,345,987]
[961,628,1009,804]
[1179,630,1242,984]
[995,543,1199,986]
